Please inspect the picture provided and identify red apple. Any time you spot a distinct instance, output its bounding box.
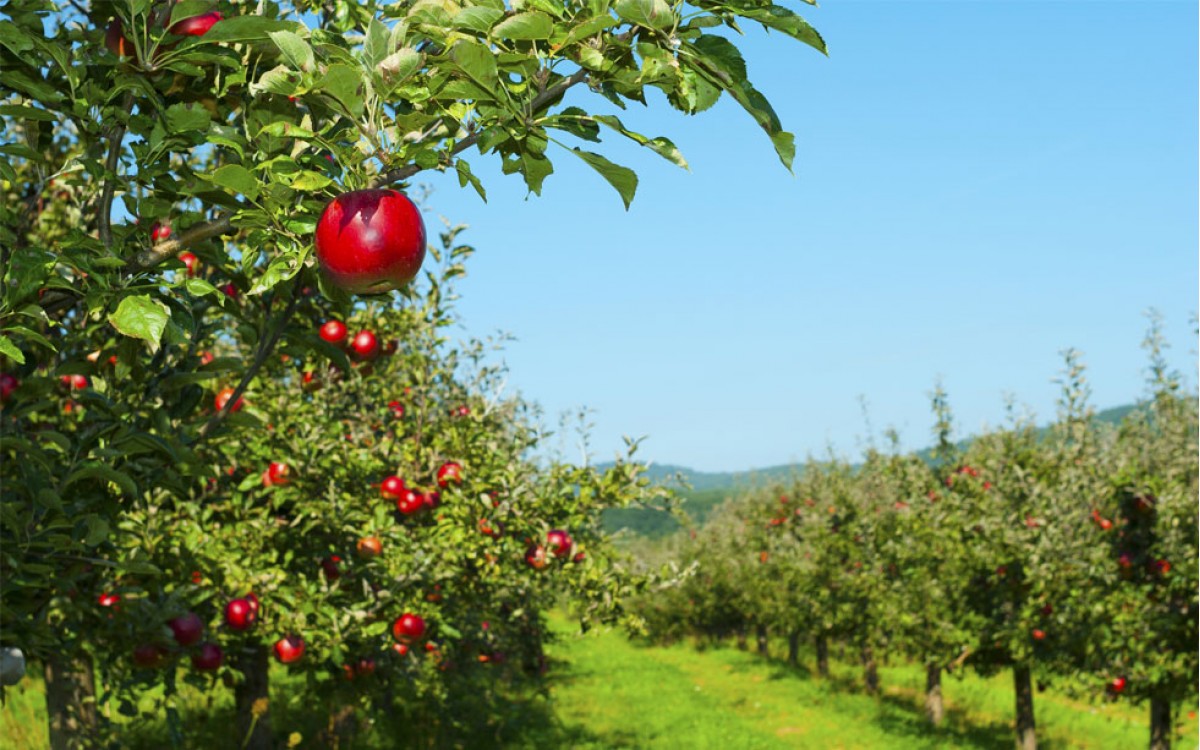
[169,11,223,36]
[546,529,573,558]
[573,551,586,563]
[357,658,376,676]
[273,635,305,664]
[387,400,404,419]
[396,489,424,515]
[214,387,244,413]
[478,518,503,538]
[0,373,18,403]
[191,643,223,671]
[245,593,260,616]
[105,20,133,57]
[266,462,290,486]
[61,374,89,390]
[168,612,204,647]
[179,251,199,277]
[199,351,215,366]
[319,320,348,346]
[423,491,440,510]
[220,282,239,299]
[524,545,548,570]
[320,555,341,581]
[381,475,406,500]
[314,189,426,294]
[436,461,463,489]
[392,613,426,643]
[350,331,379,361]
[224,598,256,631]
[133,644,168,669]
[151,221,172,242]
[1032,629,1046,641]
[1110,676,1127,694]
[97,592,121,609]
[392,642,409,656]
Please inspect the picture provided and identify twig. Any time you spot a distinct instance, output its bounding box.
[98,93,135,249]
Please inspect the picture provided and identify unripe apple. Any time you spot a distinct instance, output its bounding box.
[350,331,379,361]
[314,190,426,294]
[214,387,244,413]
[191,643,223,671]
[224,598,256,631]
[392,613,426,643]
[168,612,204,647]
[319,320,348,346]
[436,461,463,489]
[273,635,305,664]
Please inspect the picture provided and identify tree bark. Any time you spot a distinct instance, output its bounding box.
[862,645,879,694]
[925,663,944,726]
[755,624,769,657]
[1149,694,1172,750]
[735,625,748,651]
[44,653,97,750]
[815,634,829,677]
[234,644,272,750]
[787,631,800,666]
[1013,664,1037,750]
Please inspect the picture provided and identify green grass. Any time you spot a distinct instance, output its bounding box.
[4,621,1197,749]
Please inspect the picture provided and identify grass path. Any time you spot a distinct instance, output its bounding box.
[536,619,1196,750]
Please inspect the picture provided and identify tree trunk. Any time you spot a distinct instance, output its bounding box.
[1013,664,1037,750]
[925,663,944,726]
[735,625,748,651]
[861,645,879,694]
[44,653,97,750]
[815,634,829,677]
[755,625,769,657]
[786,631,800,666]
[1149,695,1171,750]
[235,644,272,750]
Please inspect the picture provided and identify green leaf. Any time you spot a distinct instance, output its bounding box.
[450,40,500,92]
[316,64,365,118]
[184,279,219,296]
[209,164,260,201]
[64,463,138,498]
[202,16,304,43]
[164,103,210,135]
[378,49,423,89]
[593,115,688,169]
[453,7,504,34]
[269,30,315,72]
[770,130,795,172]
[614,0,674,30]
[108,295,170,350]
[250,65,300,97]
[491,11,554,40]
[743,5,826,54]
[169,1,215,29]
[0,104,56,122]
[363,17,390,67]
[563,15,618,45]
[290,171,333,191]
[455,159,487,201]
[564,148,637,209]
[84,517,110,547]
[0,335,25,364]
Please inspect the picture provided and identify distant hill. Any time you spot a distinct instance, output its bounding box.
[600,403,1142,538]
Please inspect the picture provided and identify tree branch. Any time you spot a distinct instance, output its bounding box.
[98,94,135,249]
[192,286,302,445]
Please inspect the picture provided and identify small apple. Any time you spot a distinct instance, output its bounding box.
[524,545,548,570]
[168,612,204,647]
[396,489,424,515]
[546,529,573,558]
[273,635,305,664]
[319,320,348,346]
[1041,603,1053,616]
[191,643,223,671]
[423,491,440,510]
[220,282,239,299]
[1152,559,1171,575]
[381,475,406,500]
[224,598,256,631]
[320,555,342,581]
[314,189,427,294]
[392,642,409,656]
[1117,553,1133,569]
[132,644,168,669]
[61,374,89,390]
[150,222,171,242]
[179,251,199,277]
[1110,676,1127,694]
[436,461,463,489]
[478,518,503,539]
[199,351,215,366]
[1031,629,1045,641]
[392,613,426,643]
[97,593,121,609]
[245,593,260,616]
[214,387,244,413]
[0,373,18,403]
[105,20,133,57]
[169,11,223,36]
[573,551,586,563]
[357,536,383,558]
[357,658,376,677]
[387,400,404,419]
[266,462,290,486]
[350,331,379,361]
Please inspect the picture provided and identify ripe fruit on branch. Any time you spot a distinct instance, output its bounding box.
[356,536,383,558]
[245,593,260,616]
[150,222,172,242]
[215,387,244,413]
[314,190,426,294]
[392,613,426,643]
[478,518,503,538]
[1032,629,1046,641]
[396,489,424,515]
[132,644,168,669]
[169,11,223,36]
[320,556,342,580]
[319,320,348,346]
[436,462,463,489]
[524,545,548,570]
[381,475,406,500]
[546,529,573,558]
[168,613,204,647]
[105,20,132,57]
[1109,676,1127,694]
[392,643,409,656]
[266,462,290,486]
[350,331,379,361]
[179,251,199,277]
[61,374,89,390]
[0,373,17,403]
[274,635,305,664]
[97,593,120,609]
[192,643,223,671]
[387,400,404,419]
[224,599,256,631]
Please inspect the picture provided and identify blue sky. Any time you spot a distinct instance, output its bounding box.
[415,0,1198,472]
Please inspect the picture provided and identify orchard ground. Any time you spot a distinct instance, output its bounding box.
[4,614,1195,749]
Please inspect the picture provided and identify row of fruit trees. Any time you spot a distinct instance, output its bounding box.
[0,0,827,745]
[634,335,1198,750]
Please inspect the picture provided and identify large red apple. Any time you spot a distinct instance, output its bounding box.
[274,635,305,664]
[314,190,426,294]
[225,598,256,631]
[169,11,223,36]
[392,613,426,643]
[168,612,204,647]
